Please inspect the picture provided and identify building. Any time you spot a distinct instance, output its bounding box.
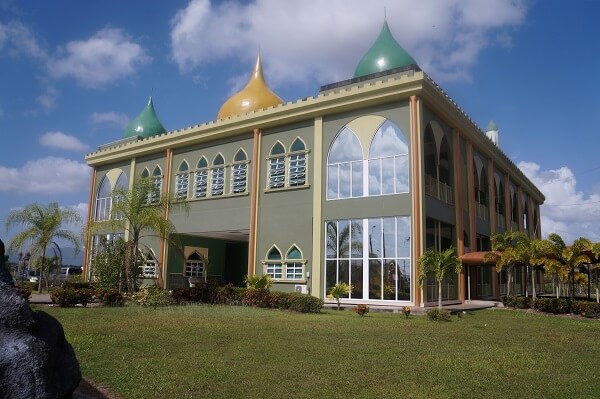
[84,20,544,307]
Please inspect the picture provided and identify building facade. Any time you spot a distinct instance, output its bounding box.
[84,21,544,307]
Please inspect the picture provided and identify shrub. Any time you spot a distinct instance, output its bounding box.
[130,286,170,308]
[15,284,32,300]
[287,293,323,313]
[533,298,571,314]
[572,301,600,318]
[213,284,242,305]
[403,306,411,319]
[244,274,274,290]
[62,281,93,290]
[241,288,273,308]
[328,282,352,311]
[513,296,532,309]
[354,304,369,316]
[96,288,125,307]
[50,287,95,307]
[426,308,451,322]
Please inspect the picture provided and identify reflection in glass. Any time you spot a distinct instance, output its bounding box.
[350,260,363,299]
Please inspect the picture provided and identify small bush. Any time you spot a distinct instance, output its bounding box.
[62,281,93,290]
[513,296,532,309]
[214,284,243,305]
[16,281,38,291]
[15,284,32,300]
[426,308,451,322]
[50,287,95,307]
[403,306,411,319]
[96,288,125,307]
[287,293,323,313]
[241,288,273,308]
[572,301,600,318]
[354,304,369,316]
[130,286,170,308]
[533,298,571,314]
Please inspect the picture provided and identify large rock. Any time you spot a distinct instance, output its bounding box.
[0,239,81,399]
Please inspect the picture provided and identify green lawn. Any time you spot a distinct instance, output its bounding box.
[41,305,600,399]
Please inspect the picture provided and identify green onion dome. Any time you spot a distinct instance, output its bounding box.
[354,20,417,78]
[123,96,167,139]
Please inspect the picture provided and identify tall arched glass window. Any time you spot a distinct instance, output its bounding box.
[95,176,112,221]
[150,166,162,203]
[112,172,128,220]
[232,149,247,194]
[368,121,409,195]
[176,161,189,199]
[195,157,208,198]
[327,128,363,199]
[268,142,286,189]
[211,154,225,196]
[289,138,307,186]
[185,252,205,278]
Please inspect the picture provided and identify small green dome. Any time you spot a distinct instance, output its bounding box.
[354,20,416,78]
[487,120,498,131]
[123,96,167,139]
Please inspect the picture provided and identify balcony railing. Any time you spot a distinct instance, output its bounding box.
[424,175,454,205]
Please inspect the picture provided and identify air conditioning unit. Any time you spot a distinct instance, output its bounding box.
[294,284,308,294]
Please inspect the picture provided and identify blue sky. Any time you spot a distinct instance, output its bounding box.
[1,0,599,252]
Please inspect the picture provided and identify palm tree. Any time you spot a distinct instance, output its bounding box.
[418,247,462,309]
[5,203,81,293]
[546,234,591,302]
[486,231,530,297]
[91,176,187,291]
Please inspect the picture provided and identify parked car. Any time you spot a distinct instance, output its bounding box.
[57,266,83,282]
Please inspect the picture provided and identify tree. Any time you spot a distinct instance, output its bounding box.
[91,236,127,290]
[6,203,81,293]
[546,234,591,302]
[418,247,462,309]
[328,282,352,311]
[486,231,529,297]
[91,176,187,292]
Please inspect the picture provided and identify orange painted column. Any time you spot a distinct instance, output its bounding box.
[159,148,173,288]
[452,129,466,302]
[82,167,97,279]
[517,188,524,231]
[248,128,261,277]
[535,203,542,239]
[410,95,423,306]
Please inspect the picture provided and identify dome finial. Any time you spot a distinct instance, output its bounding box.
[123,95,167,139]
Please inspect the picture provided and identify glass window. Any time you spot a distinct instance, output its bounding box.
[368,121,409,196]
[195,157,208,198]
[150,166,162,204]
[266,247,283,279]
[95,176,112,221]
[285,245,304,280]
[211,154,224,196]
[141,252,157,278]
[268,142,286,189]
[185,252,205,278]
[176,161,189,199]
[289,138,306,187]
[232,149,247,194]
[327,128,363,200]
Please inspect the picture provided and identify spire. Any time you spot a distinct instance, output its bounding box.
[217,54,284,120]
[485,120,499,147]
[353,19,417,78]
[123,96,167,139]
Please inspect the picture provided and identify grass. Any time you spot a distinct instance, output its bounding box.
[40,305,600,399]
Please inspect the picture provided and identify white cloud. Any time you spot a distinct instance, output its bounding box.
[518,161,600,243]
[35,84,58,112]
[170,0,527,87]
[39,131,90,152]
[90,111,130,128]
[0,20,47,60]
[48,28,151,88]
[0,157,91,194]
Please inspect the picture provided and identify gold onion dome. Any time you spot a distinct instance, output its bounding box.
[217,54,284,119]
[123,96,167,139]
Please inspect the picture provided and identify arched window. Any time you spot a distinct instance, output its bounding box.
[113,172,128,220]
[141,250,158,278]
[268,142,286,189]
[195,157,208,198]
[148,166,162,204]
[185,252,205,278]
[176,161,189,199]
[211,154,225,196]
[95,175,112,221]
[232,149,248,194]
[265,246,283,279]
[285,245,304,280]
[289,138,307,186]
[327,128,363,199]
[368,120,409,195]
[141,168,150,178]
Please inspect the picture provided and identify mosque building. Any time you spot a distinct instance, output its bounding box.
[84,20,544,307]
